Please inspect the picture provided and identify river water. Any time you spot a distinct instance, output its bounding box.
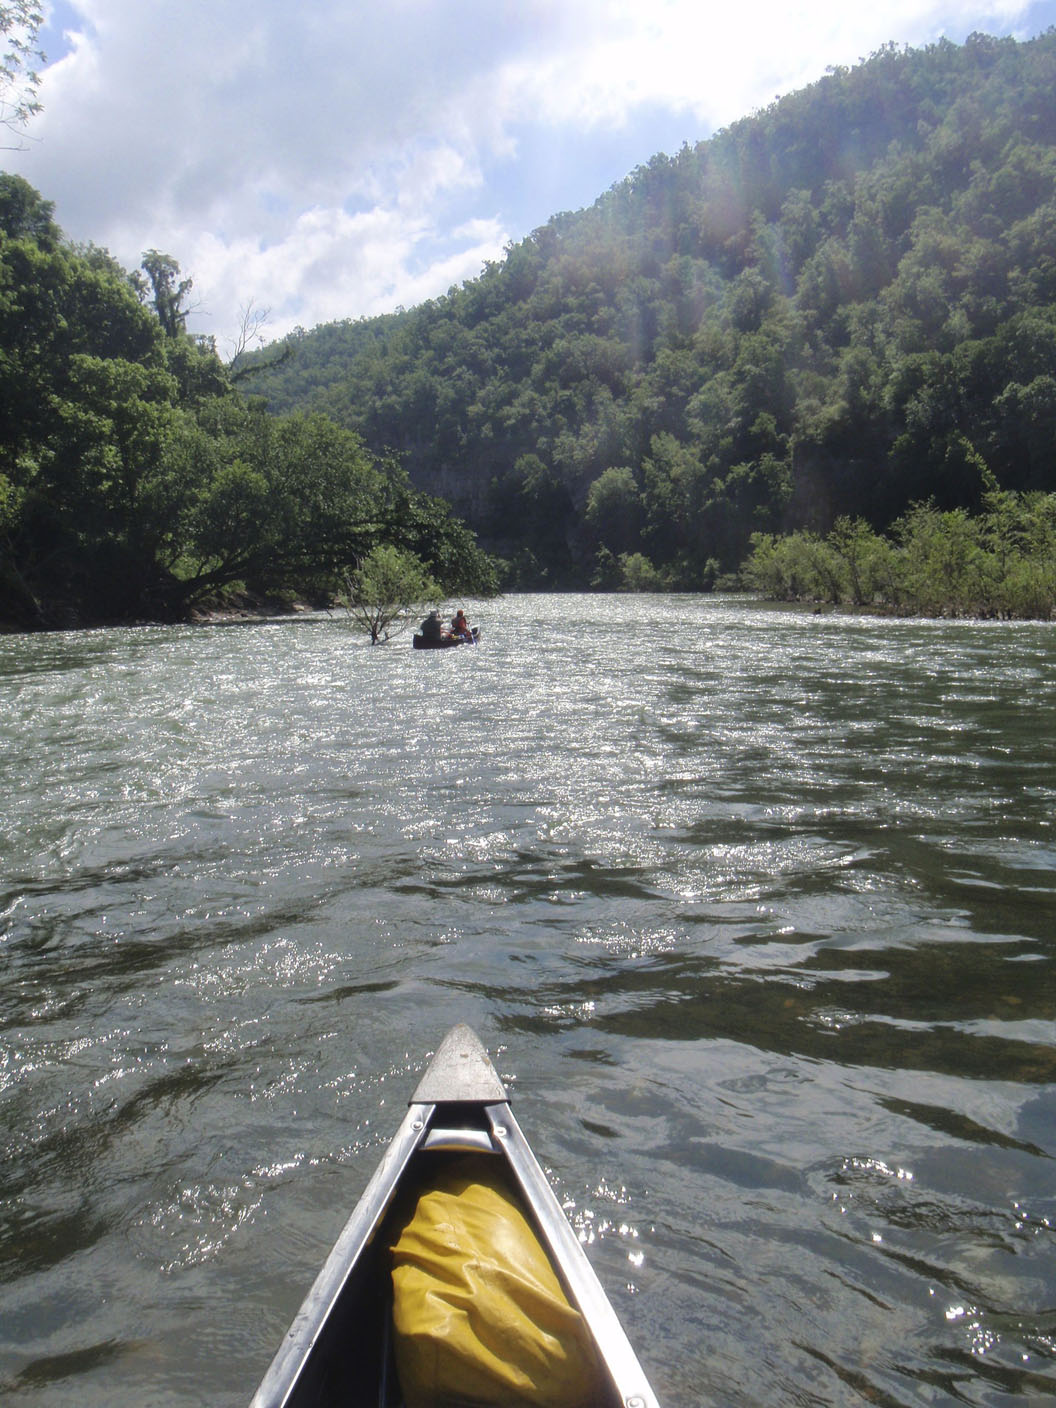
[1,594,1054,1407]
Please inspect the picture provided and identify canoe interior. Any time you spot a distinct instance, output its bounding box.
[272,1099,626,1408]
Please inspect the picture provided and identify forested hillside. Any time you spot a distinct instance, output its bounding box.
[246,31,1056,590]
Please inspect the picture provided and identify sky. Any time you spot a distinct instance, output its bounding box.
[5,0,1056,355]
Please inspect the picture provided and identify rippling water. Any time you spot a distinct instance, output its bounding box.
[1,594,1054,1406]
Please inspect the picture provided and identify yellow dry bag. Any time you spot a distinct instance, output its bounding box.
[389,1155,604,1408]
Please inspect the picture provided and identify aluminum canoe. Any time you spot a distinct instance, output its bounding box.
[249,1024,659,1408]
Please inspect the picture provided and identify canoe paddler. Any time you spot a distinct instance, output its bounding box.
[420,609,445,641]
[450,608,473,641]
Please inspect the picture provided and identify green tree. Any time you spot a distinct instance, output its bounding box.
[136,250,194,338]
[745,487,1056,618]
[590,544,623,589]
[828,516,895,605]
[342,544,439,644]
[742,531,819,600]
[742,528,847,603]
[618,551,665,592]
[167,408,391,613]
[584,465,642,555]
[386,486,501,596]
[0,180,181,623]
[486,454,576,587]
[895,502,985,614]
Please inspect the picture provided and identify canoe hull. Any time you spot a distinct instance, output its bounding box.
[249,1025,658,1408]
[412,626,480,649]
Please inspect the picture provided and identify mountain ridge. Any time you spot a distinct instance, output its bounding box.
[243,30,1056,589]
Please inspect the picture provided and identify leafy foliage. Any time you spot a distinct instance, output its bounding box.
[743,489,1056,617]
[0,173,497,629]
[341,544,439,644]
[244,31,1056,594]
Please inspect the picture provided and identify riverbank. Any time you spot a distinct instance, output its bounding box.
[0,590,327,635]
[187,591,324,625]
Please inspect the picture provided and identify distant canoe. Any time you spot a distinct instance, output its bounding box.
[412,626,480,649]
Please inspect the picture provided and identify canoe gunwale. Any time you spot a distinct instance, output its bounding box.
[250,1097,436,1408]
[483,1098,659,1407]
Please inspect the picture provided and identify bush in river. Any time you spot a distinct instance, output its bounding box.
[742,490,1056,618]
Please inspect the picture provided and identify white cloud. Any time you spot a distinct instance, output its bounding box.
[187,207,508,357]
[8,0,1053,348]
[489,0,1044,130]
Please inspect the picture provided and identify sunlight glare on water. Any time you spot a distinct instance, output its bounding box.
[1,594,1054,1406]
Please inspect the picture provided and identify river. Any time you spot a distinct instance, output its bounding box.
[1,593,1054,1407]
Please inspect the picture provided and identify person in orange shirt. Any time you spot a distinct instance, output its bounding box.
[450,608,473,642]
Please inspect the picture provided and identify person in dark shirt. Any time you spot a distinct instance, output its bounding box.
[420,610,444,641]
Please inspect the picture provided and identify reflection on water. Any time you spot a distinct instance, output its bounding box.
[0,596,1054,1406]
